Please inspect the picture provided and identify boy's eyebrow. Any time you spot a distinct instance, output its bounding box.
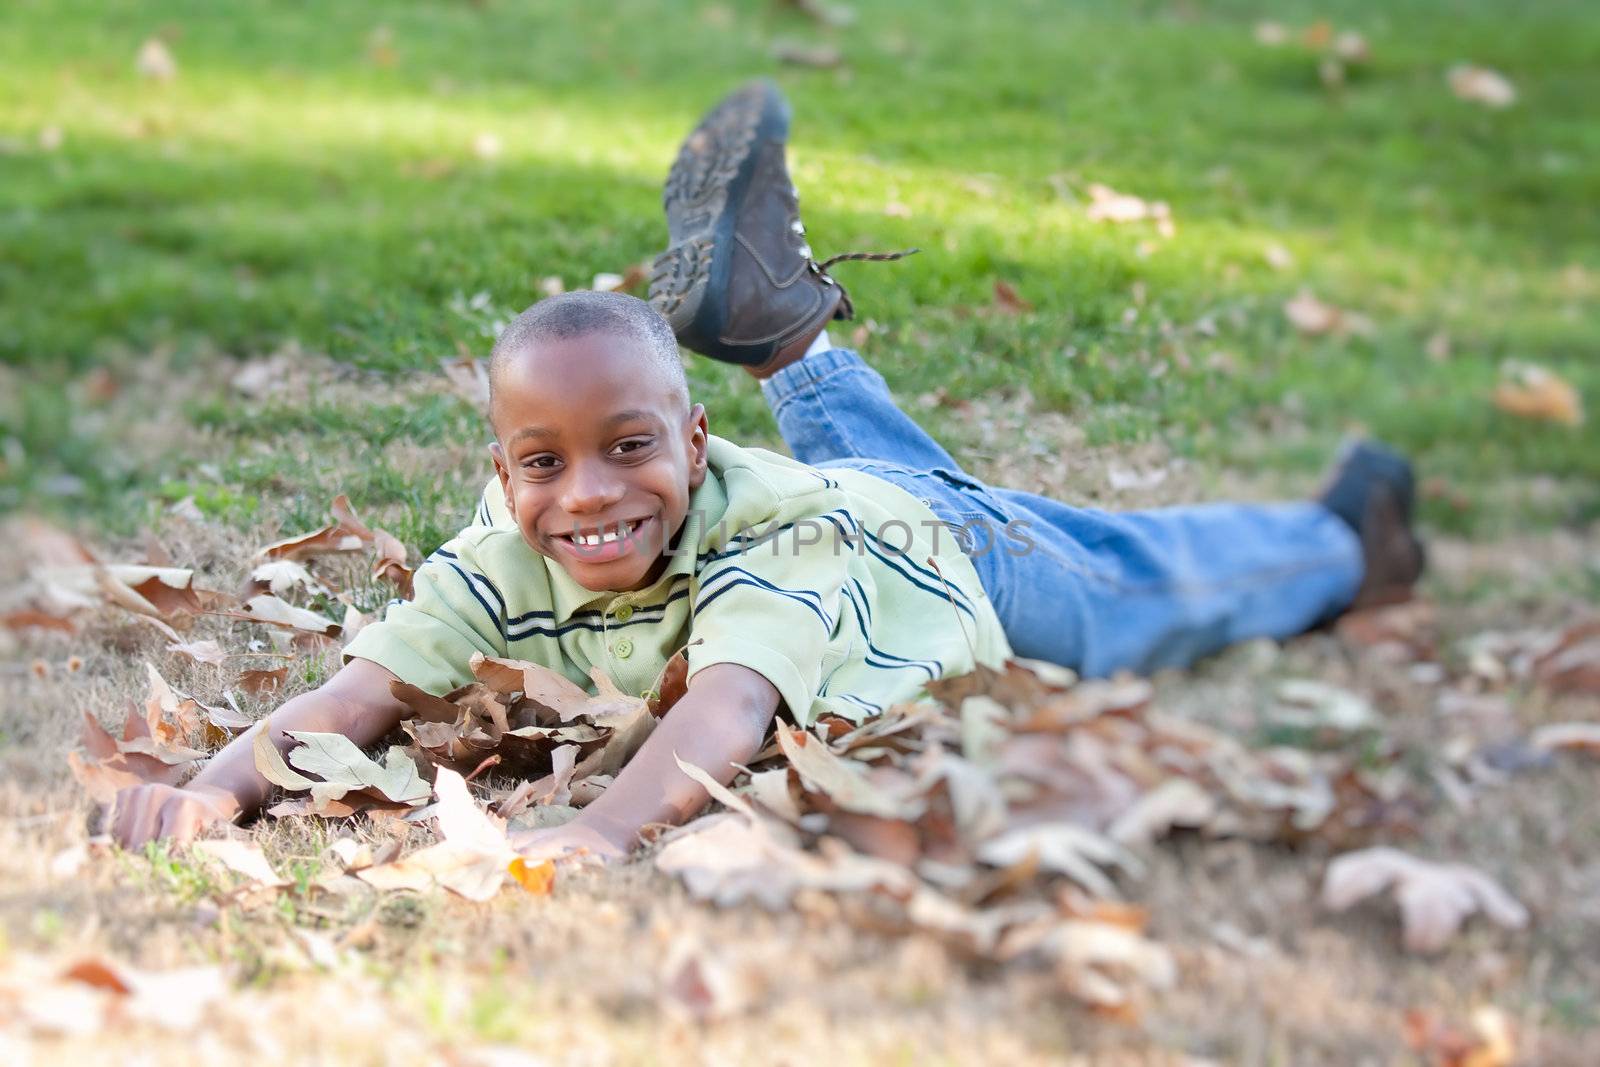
[507,410,664,445]
[603,409,665,428]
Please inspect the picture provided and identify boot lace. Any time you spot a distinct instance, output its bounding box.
[789,199,918,319]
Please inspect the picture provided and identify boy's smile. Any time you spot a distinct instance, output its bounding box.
[489,329,707,593]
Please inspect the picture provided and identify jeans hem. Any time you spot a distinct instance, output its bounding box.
[759,347,862,410]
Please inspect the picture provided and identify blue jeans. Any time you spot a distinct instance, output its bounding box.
[761,347,1364,677]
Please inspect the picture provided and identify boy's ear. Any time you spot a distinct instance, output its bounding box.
[489,441,515,512]
[685,403,710,489]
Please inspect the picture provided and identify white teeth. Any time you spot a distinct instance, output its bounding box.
[573,521,635,547]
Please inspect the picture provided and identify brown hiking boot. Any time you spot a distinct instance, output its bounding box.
[1317,440,1427,611]
[648,80,913,373]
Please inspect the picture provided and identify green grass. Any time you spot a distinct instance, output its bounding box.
[2,0,1597,542]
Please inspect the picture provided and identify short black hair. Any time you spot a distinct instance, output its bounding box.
[488,290,688,413]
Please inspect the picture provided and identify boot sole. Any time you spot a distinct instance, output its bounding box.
[648,81,791,348]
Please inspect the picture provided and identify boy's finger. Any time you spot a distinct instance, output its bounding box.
[111,792,142,848]
[120,800,157,850]
[156,805,186,844]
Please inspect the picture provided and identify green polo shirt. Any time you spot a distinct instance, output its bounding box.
[345,436,1012,725]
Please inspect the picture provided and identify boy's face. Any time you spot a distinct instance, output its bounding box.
[489,331,708,593]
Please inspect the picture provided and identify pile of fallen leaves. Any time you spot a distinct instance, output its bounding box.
[33,494,1600,1018]
[652,661,1430,1013]
[4,494,408,659]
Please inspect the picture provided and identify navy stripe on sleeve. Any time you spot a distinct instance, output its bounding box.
[440,561,505,635]
[695,508,857,568]
[840,580,941,679]
[835,692,883,717]
[858,529,975,621]
[694,566,833,631]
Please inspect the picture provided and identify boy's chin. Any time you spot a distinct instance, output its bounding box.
[559,553,666,593]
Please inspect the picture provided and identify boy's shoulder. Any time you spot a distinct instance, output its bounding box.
[705,434,843,519]
[426,520,551,599]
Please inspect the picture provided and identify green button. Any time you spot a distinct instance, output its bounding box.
[613,638,633,659]
[614,603,635,622]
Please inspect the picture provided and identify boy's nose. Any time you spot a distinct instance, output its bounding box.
[559,463,626,515]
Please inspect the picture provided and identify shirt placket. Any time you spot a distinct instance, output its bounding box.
[602,596,642,694]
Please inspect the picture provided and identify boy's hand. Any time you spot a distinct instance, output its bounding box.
[110,783,238,850]
[510,820,629,864]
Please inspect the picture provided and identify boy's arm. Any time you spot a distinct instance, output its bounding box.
[512,662,781,860]
[110,657,407,849]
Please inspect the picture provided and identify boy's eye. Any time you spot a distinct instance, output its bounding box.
[612,437,654,456]
[523,454,560,471]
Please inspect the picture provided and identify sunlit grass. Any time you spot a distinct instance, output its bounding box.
[2,0,1596,537]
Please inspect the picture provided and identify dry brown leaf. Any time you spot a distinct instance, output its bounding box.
[135,38,176,81]
[471,652,592,714]
[1106,778,1217,846]
[36,563,205,627]
[991,280,1033,315]
[471,131,502,161]
[1321,847,1528,953]
[68,749,187,804]
[370,529,413,596]
[1253,21,1288,46]
[776,726,926,820]
[659,936,749,1024]
[440,355,490,413]
[190,839,290,889]
[254,514,367,562]
[254,493,410,592]
[976,824,1140,899]
[242,594,340,637]
[40,956,227,1034]
[591,262,649,294]
[656,812,913,908]
[356,767,553,900]
[1262,242,1295,271]
[1448,65,1516,108]
[1529,722,1600,756]
[69,675,213,803]
[166,639,228,667]
[340,602,372,644]
[1269,679,1378,733]
[1332,31,1369,63]
[366,25,396,67]
[238,666,288,695]
[1491,362,1584,426]
[3,609,78,634]
[770,39,843,68]
[142,661,235,745]
[651,656,1448,1009]
[14,516,98,565]
[1283,289,1372,337]
[282,732,430,806]
[777,0,855,28]
[1404,1005,1516,1067]
[1084,183,1175,237]
[108,566,204,618]
[1032,918,1175,1011]
[245,559,327,600]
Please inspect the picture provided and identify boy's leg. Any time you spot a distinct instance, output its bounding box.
[980,493,1363,676]
[957,441,1421,676]
[759,338,963,469]
[646,81,1424,674]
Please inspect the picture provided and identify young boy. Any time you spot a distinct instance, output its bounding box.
[110,81,1422,856]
